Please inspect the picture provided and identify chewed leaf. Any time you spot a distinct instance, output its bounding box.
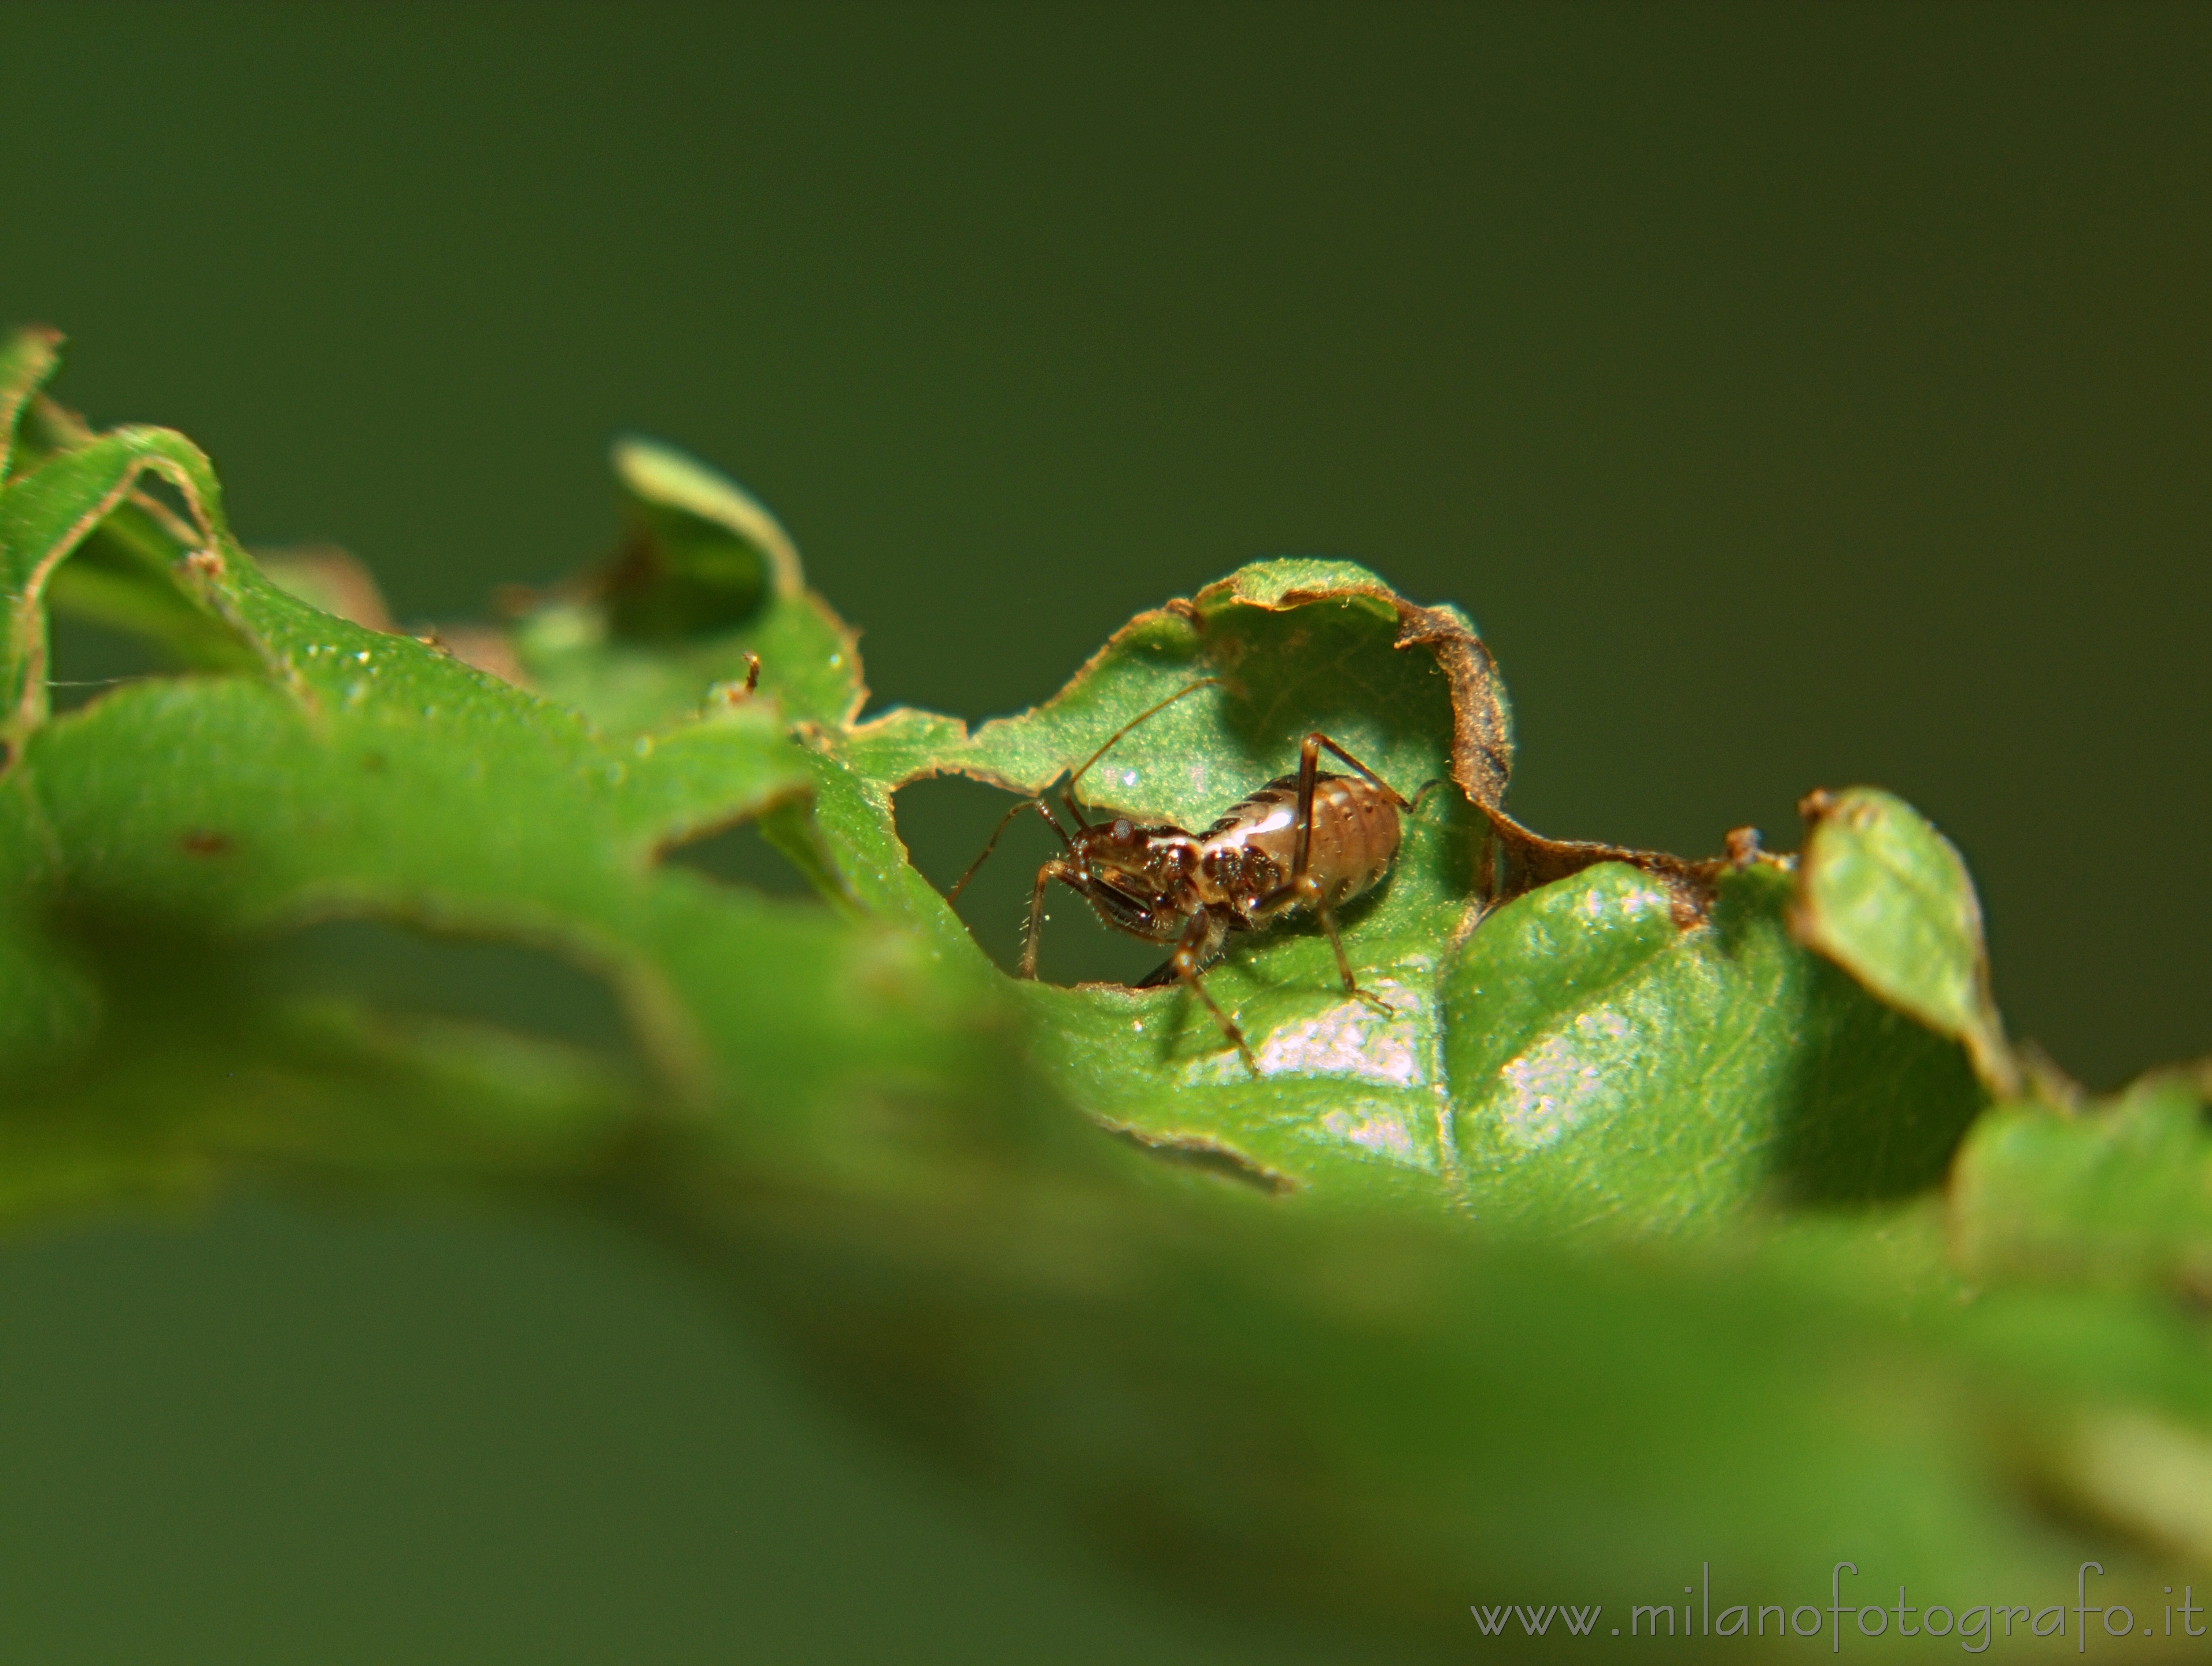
[0,419,268,748]
[24,335,2197,1651]
[791,560,1997,1227]
[1792,786,2017,1095]
[858,558,1491,829]
[804,559,1509,1201]
[0,355,984,1185]
[1006,790,1486,1210]
[512,437,862,734]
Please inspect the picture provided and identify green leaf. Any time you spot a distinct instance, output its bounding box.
[1793,784,2017,1094]
[821,562,1500,1206]
[606,433,803,633]
[1952,1072,2212,1295]
[1443,860,1985,1229]
[0,353,994,1200]
[16,335,2211,1656]
[0,324,63,482]
[808,562,1987,1227]
[512,436,862,734]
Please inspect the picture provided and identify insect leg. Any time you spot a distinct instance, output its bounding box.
[1164,909,1256,1074]
[1310,896,1383,1007]
[947,797,1076,904]
[1287,733,1395,1016]
[1284,731,1411,886]
[1288,731,1323,884]
[1018,857,1081,979]
[1058,780,1091,831]
[1305,732,1412,807]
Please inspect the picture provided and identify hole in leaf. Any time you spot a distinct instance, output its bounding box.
[660,817,823,900]
[893,776,1169,987]
[253,920,640,1064]
[43,613,172,712]
[129,472,198,535]
[603,514,769,642]
[42,512,264,689]
[51,909,651,1115]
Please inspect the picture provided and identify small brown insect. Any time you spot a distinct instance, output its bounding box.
[947,682,1435,1072]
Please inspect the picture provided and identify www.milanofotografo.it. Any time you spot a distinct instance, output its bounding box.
[1471,1563,2210,1650]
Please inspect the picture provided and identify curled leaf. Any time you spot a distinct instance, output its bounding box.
[512,437,862,733]
[1792,786,2018,1096]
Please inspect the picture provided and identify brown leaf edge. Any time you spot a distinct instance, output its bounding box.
[858,565,1741,926]
[1188,569,1734,927]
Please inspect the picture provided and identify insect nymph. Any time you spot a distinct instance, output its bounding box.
[948,682,1432,1072]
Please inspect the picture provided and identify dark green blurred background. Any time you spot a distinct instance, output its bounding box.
[2,3,2206,1658]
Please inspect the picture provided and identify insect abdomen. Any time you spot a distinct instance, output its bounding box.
[1298,772,1402,905]
[1199,772,1401,913]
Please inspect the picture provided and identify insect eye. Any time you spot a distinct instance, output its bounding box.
[1111,817,1133,845]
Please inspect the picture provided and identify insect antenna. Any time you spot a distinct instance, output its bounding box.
[1061,677,1218,823]
[948,677,1215,905]
[946,797,1077,904]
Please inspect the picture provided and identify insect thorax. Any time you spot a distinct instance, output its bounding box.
[1194,839,1283,913]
